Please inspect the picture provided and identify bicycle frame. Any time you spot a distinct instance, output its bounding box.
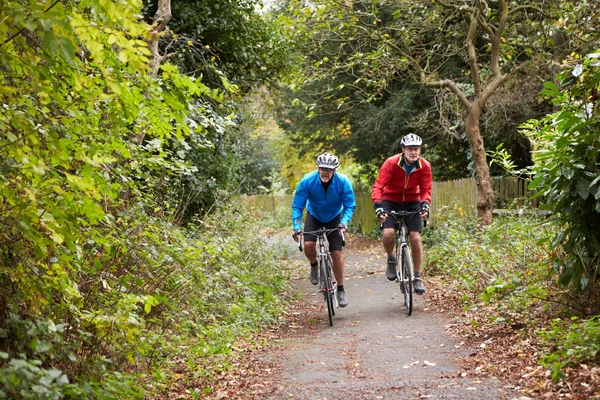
[395,220,410,283]
[316,230,338,308]
[388,210,421,316]
[298,227,344,326]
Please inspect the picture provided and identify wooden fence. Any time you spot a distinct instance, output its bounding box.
[244,176,540,232]
[430,176,540,225]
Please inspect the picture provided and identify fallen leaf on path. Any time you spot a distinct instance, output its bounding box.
[404,360,420,368]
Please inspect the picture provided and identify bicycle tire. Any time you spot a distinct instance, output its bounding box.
[401,246,413,316]
[321,257,334,326]
[327,255,337,315]
[395,235,402,287]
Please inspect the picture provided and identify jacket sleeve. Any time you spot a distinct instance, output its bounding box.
[420,161,433,204]
[340,178,356,227]
[371,159,391,204]
[291,179,308,230]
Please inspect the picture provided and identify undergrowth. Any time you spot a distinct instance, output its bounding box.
[424,204,600,383]
[0,201,291,399]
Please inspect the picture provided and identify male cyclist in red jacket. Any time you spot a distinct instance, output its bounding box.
[371,134,432,294]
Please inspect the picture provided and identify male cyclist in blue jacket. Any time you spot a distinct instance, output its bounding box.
[292,153,356,307]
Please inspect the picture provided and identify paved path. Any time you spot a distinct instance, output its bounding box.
[258,232,508,399]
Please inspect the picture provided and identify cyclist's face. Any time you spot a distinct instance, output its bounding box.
[402,146,421,163]
[318,167,335,182]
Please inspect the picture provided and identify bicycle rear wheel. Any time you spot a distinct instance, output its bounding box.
[321,257,334,326]
[401,246,413,315]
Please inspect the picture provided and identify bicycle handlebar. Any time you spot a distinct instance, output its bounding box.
[386,210,428,228]
[298,228,346,252]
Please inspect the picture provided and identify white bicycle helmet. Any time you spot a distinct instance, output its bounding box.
[315,152,340,169]
[401,133,423,147]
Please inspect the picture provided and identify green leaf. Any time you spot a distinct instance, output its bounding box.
[555,136,569,149]
[561,167,574,180]
[6,132,18,142]
[143,295,159,314]
[560,76,576,87]
[578,179,590,200]
[59,38,78,67]
[42,30,58,54]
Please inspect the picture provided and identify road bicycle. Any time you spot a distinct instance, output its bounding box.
[299,227,345,326]
[387,210,426,316]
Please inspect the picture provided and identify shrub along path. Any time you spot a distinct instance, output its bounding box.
[204,233,519,399]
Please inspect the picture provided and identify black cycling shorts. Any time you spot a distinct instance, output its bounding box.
[381,200,423,232]
[303,211,343,251]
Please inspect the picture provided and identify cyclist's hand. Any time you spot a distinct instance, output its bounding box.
[292,229,303,242]
[420,201,430,218]
[374,201,387,223]
[338,223,348,233]
[375,208,387,223]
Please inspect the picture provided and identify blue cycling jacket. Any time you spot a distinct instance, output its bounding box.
[292,170,356,230]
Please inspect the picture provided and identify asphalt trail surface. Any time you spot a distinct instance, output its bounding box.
[259,232,509,399]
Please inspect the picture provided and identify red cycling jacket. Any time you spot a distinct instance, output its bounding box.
[371,154,432,204]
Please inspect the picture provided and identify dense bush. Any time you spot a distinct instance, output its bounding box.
[0,1,291,397]
[0,201,290,398]
[425,204,555,323]
[425,206,600,381]
[521,52,600,294]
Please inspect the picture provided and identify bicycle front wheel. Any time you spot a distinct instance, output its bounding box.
[321,257,334,326]
[327,255,337,314]
[401,246,413,316]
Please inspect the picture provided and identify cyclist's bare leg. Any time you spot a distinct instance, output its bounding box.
[304,241,318,264]
[382,227,395,256]
[409,231,422,274]
[330,250,344,285]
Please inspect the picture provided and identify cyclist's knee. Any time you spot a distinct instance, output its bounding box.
[409,231,421,240]
[382,228,395,240]
[304,241,316,250]
[409,234,422,248]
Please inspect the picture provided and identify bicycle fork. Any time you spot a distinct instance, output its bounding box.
[318,251,338,307]
[396,229,410,291]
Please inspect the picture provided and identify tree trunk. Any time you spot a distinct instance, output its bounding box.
[148,0,172,77]
[465,105,494,225]
[140,0,172,145]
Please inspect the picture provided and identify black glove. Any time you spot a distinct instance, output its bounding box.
[420,201,430,217]
[338,223,348,233]
[292,229,302,241]
[373,202,385,219]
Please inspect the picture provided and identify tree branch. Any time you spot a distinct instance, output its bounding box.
[478,74,508,108]
[490,0,509,78]
[148,0,173,77]
[424,79,471,109]
[435,0,460,10]
[509,5,551,18]
[467,12,482,98]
